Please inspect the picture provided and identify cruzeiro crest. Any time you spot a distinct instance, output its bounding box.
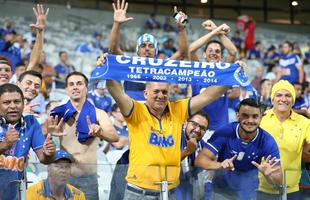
[234,67,251,87]
[91,56,110,80]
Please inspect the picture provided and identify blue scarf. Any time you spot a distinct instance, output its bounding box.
[90,55,253,90]
[50,100,97,143]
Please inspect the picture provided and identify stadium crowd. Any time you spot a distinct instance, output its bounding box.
[0,1,309,200]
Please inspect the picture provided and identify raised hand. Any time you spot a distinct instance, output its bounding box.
[87,116,102,137]
[96,53,108,66]
[220,154,237,171]
[201,19,217,31]
[30,4,49,31]
[112,0,133,24]
[4,124,19,148]
[43,133,56,156]
[252,155,280,177]
[173,6,187,28]
[47,115,66,136]
[214,23,230,35]
[23,101,40,117]
[235,60,248,73]
[185,137,197,155]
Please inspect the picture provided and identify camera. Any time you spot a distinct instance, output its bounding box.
[173,12,187,26]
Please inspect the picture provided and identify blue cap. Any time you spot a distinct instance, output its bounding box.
[55,150,73,163]
[93,31,102,37]
[136,33,158,55]
[4,29,16,35]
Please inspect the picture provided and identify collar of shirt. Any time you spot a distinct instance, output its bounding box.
[43,179,73,200]
[267,109,298,121]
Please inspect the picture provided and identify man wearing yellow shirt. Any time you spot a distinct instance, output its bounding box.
[258,80,310,200]
[27,150,86,200]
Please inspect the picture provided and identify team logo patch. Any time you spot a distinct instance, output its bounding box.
[149,132,174,147]
[234,67,251,87]
[90,56,110,81]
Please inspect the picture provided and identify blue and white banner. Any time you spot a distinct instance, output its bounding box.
[90,55,253,90]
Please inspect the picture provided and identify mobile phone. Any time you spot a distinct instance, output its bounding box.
[173,12,187,25]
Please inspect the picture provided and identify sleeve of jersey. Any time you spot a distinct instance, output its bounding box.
[295,54,302,65]
[204,130,225,156]
[30,117,46,151]
[304,120,310,144]
[124,100,143,124]
[170,98,190,122]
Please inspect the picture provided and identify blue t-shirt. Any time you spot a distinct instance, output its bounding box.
[54,63,75,88]
[279,53,302,83]
[181,131,206,167]
[0,115,45,199]
[0,115,45,179]
[305,51,310,63]
[88,91,113,113]
[248,48,261,59]
[204,122,280,199]
[110,125,128,151]
[294,96,307,109]
[191,85,228,130]
[231,37,243,49]
[124,81,146,101]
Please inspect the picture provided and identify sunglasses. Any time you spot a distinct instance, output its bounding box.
[188,120,208,132]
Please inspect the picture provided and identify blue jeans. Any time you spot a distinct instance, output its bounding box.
[109,164,128,200]
[0,170,20,200]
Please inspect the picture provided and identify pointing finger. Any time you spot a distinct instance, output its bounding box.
[251,160,260,168]
[230,154,237,161]
[46,133,52,141]
[8,123,13,129]
[56,117,64,129]
[174,6,178,13]
[86,116,92,127]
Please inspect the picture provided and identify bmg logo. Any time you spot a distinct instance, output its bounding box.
[149,132,174,147]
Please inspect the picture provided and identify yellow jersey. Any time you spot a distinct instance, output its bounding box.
[259,109,310,194]
[26,179,86,200]
[125,99,189,190]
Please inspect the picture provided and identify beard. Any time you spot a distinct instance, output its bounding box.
[239,123,258,135]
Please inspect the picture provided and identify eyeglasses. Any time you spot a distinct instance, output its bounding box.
[188,120,208,132]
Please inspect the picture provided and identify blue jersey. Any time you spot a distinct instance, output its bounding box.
[294,97,307,109]
[124,81,146,101]
[279,53,302,83]
[54,63,75,88]
[204,122,280,200]
[110,125,128,151]
[180,131,206,167]
[0,115,45,200]
[305,51,310,63]
[248,48,261,59]
[191,85,228,130]
[88,91,113,113]
[0,115,45,179]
